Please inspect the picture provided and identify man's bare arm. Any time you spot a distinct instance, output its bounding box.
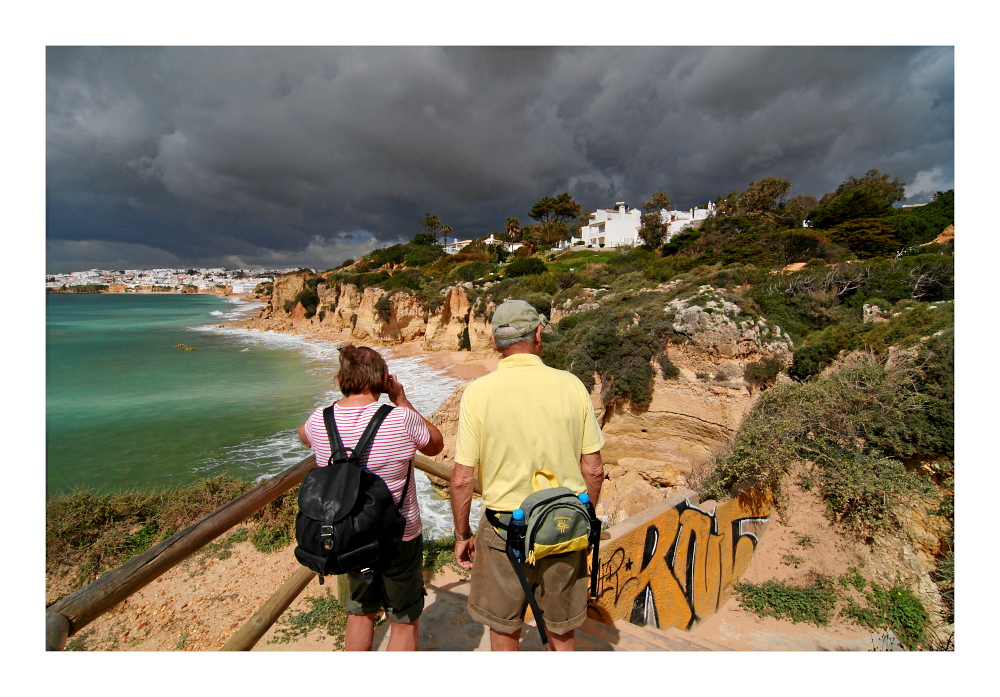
[580,451,604,504]
[450,463,476,569]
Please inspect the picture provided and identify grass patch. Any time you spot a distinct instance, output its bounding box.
[46,474,300,596]
[268,589,356,649]
[735,576,839,625]
[422,536,471,580]
[736,566,933,650]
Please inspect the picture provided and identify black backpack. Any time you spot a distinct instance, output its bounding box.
[294,403,413,584]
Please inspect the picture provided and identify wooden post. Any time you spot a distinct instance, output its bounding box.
[47,454,317,643]
[46,611,70,651]
[336,574,351,607]
[220,566,316,651]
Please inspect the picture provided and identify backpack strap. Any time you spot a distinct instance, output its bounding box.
[322,403,394,468]
[500,517,549,646]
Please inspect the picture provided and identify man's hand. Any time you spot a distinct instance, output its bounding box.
[454,536,475,569]
[450,463,476,569]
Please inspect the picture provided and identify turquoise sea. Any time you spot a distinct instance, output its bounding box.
[45,293,474,537]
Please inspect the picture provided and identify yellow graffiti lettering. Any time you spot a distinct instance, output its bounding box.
[593,490,771,630]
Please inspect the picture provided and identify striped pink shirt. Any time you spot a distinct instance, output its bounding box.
[304,401,428,541]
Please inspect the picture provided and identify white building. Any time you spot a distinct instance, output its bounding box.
[442,234,522,255]
[570,201,716,249]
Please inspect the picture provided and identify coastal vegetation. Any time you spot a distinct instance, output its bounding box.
[46,475,300,594]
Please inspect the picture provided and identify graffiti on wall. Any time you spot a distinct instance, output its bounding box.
[592,490,770,630]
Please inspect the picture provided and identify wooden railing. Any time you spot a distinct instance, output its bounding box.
[45,453,475,651]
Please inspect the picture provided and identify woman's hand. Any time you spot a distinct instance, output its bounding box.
[385,373,409,407]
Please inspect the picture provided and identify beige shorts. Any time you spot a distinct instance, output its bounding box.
[466,515,588,635]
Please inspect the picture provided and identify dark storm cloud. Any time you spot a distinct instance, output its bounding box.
[46,46,953,272]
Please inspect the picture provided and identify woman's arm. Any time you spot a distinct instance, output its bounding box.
[386,374,444,456]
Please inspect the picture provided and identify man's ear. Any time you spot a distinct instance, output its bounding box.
[490,333,498,352]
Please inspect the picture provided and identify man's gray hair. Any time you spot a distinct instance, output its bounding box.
[494,333,535,352]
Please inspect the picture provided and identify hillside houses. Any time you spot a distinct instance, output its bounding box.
[569,201,716,249]
[442,233,523,255]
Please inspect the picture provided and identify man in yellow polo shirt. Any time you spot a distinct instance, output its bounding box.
[450,299,604,651]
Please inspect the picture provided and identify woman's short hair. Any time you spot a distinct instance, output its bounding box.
[337,345,388,396]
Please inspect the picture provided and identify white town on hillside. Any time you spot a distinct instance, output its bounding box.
[45,268,293,294]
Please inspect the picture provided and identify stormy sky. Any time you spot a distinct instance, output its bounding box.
[45,45,954,273]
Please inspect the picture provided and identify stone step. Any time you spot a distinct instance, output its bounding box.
[372,580,730,651]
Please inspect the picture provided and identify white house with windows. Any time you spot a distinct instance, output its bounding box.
[567,201,717,249]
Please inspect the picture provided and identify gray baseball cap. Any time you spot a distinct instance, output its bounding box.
[491,300,543,339]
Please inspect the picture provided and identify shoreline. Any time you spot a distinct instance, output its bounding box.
[222,314,498,384]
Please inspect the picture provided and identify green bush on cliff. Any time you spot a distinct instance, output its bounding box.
[700,341,950,532]
[541,293,682,410]
[789,300,953,380]
[293,280,321,318]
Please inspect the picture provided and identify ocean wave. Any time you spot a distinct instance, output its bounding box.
[196,297,264,323]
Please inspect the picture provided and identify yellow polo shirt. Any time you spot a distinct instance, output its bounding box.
[455,353,605,511]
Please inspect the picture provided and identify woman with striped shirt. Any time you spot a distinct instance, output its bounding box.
[298,345,443,651]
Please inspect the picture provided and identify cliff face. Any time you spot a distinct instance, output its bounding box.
[250,274,497,352]
[259,271,311,320]
[595,369,756,473]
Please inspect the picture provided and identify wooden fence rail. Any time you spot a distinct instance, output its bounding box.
[46,452,476,651]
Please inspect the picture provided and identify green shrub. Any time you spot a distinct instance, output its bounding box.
[840,582,930,650]
[505,256,548,277]
[735,576,839,626]
[451,261,495,283]
[658,354,680,379]
[744,356,785,387]
[430,252,489,277]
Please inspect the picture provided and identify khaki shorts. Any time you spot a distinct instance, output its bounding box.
[467,516,588,635]
[346,535,425,623]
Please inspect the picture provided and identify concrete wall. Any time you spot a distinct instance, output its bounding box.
[591,488,771,630]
